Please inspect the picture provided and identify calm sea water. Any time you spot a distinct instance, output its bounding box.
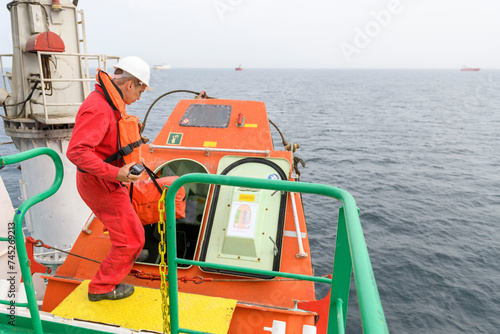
[1,69,499,333]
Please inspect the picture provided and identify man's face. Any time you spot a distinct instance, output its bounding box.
[123,79,146,105]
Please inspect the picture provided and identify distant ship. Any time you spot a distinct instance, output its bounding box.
[461,66,480,71]
[153,63,172,70]
[235,64,243,71]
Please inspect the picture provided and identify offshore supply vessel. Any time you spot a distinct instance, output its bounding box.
[0,1,388,333]
[460,66,480,71]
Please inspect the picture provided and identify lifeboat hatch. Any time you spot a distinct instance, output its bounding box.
[138,159,209,266]
[179,104,232,128]
[199,156,290,278]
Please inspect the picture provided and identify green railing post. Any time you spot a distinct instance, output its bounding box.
[164,173,388,334]
[328,206,352,334]
[342,200,389,334]
[165,180,180,334]
[336,298,345,334]
[1,148,64,334]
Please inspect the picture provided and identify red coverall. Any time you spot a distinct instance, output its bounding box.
[67,84,144,294]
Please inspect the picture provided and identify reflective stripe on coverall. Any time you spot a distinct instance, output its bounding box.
[67,84,145,294]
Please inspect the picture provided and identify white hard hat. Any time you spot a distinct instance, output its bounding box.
[113,56,152,91]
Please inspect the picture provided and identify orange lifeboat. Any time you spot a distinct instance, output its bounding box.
[41,97,321,333]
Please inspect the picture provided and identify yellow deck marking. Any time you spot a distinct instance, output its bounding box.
[203,141,217,147]
[51,280,237,333]
[243,124,257,128]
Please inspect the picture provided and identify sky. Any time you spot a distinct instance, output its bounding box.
[0,0,499,69]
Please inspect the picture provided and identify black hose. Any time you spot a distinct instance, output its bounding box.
[2,81,40,118]
[268,118,288,147]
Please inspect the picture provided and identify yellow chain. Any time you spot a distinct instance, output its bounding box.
[158,188,170,334]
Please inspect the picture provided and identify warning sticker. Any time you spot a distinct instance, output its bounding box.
[227,202,259,237]
[203,141,217,147]
[239,194,255,202]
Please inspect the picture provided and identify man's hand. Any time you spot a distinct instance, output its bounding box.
[115,162,143,183]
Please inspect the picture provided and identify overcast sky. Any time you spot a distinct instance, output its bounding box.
[1,0,499,69]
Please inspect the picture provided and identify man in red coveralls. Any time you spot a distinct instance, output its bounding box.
[67,56,151,301]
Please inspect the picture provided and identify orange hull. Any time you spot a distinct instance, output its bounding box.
[42,99,326,333]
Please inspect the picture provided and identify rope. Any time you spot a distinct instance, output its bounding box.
[26,237,101,264]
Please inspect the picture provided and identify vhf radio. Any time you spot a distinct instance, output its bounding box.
[127,163,145,176]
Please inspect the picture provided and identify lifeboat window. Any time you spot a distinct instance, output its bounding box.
[179,104,231,128]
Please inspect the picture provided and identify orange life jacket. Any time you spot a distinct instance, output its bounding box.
[123,176,187,225]
[96,69,143,165]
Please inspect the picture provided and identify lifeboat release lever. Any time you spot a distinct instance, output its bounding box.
[237,113,245,127]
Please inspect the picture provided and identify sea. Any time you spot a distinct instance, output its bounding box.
[1,69,499,333]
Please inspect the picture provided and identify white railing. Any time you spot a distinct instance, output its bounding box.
[1,52,119,122]
[32,52,119,121]
[0,54,13,90]
[149,144,271,157]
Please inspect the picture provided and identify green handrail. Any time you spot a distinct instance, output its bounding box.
[164,173,389,334]
[0,148,64,334]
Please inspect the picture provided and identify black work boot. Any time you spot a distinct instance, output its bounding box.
[136,249,149,262]
[88,284,135,302]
